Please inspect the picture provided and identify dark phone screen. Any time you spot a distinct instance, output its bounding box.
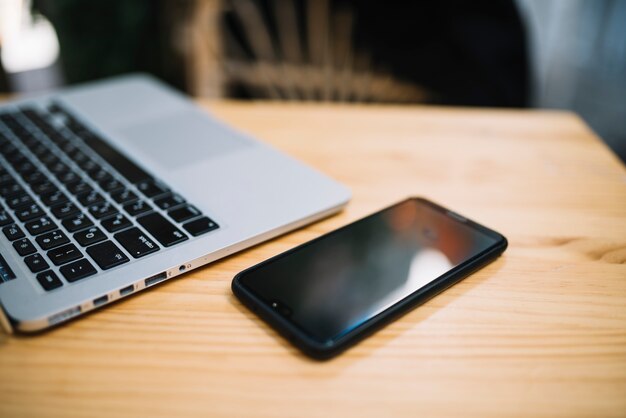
[240,199,501,344]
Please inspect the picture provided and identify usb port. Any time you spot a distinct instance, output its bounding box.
[119,285,134,296]
[93,295,108,307]
[144,272,167,287]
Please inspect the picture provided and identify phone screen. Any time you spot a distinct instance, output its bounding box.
[238,199,503,345]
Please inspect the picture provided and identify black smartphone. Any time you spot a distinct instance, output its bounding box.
[232,198,507,359]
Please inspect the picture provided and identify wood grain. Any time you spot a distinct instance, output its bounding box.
[1,101,625,418]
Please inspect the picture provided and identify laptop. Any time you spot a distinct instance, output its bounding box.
[0,74,350,333]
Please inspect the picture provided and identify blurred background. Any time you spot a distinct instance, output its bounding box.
[0,0,624,161]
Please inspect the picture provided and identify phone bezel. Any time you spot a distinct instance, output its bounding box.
[232,197,508,360]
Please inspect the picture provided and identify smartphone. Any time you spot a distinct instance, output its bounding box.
[232,198,507,359]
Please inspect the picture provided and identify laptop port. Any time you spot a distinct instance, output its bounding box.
[144,272,167,287]
[119,285,134,296]
[93,295,108,307]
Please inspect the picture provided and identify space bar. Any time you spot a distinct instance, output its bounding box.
[81,133,152,184]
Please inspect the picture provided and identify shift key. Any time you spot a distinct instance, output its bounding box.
[114,227,160,258]
[137,212,188,247]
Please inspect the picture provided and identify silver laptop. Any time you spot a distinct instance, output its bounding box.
[0,74,350,333]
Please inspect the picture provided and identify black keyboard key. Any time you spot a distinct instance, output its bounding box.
[24,253,49,273]
[99,177,124,193]
[74,226,106,246]
[77,190,104,206]
[15,203,44,222]
[183,217,219,236]
[62,213,93,232]
[100,213,132,233]
[89,169,111,183]
[56,170,81,185]
[124,200,152,217]
[168,205,202,223]
[137,212,188,247]
[22,169,46,185]
[0,182,24,198]
[0,172,15,186]
[36,270,63,291]
[154,193,185,210]
[41,190,69,206]
[0,208,12,226]
[5,193,33,209]
[137,179,169,198]
[3,224,25,241]
[25,216,56,235]
[65,180,92,195]
[88,202,117,219]
[47,243,82,266]
[36,229,69,250]
[14,161,36,175]
[51,202,80,219]
[30,181,57,196]
[79,131,151,184]
[59,258,97,282]
[77,158,100,172]
[13,238,37,256]
[47,161,68,175]
[114,227,159,258]
[41,153,60,167]
[111,188,137,204]
[87,240,129,270]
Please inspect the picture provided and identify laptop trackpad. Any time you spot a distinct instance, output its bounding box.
[116,110,251,169]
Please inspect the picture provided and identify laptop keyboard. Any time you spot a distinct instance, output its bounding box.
[0,103,219,291]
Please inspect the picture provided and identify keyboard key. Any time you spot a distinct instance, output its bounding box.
[86,240,129,270]
[74,226,106,246]
[3,224,25,241]
[0,182,24,198]
[168,205,202,223]
[100,213,132,233]
[15,203,44,222]
[30,181,57,196]
[41,190,69,206]
[22,169,46,185]
[6,192,33,209]
[124,200,152,217]
[36,270,63,291]
[154,193,185,210]
[77,190,104,206]
[114,227,159,258]
[24,253,49,273]
[111,188,137,204]
[47,161,69,175]
[56,170,81,185]
[0,172,15,186]
[59,258,97,282]
[65,181,92,195]
[47,243,82,266]
[79,132,151,184]
[99,177,124,193]
[62,213,94,232]
[36,229,70,250]
[88,202,117,219]
[183,217,219,236]
[13,238,37,256]
[77,158,100,172]
[137,212,188,247]
[25,216,57,235]
[137,179,169,198]
[51,202,80,219]
[87,168,109,182]
[0,208,13,226]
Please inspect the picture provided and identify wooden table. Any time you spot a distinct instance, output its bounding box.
[1,101,625,418]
